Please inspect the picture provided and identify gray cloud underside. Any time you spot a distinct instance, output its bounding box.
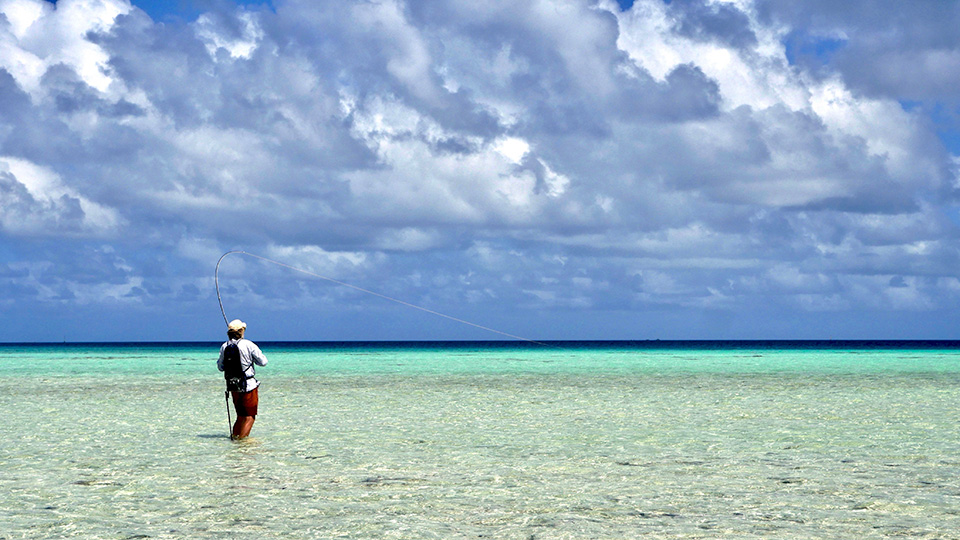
[1,0,959,339]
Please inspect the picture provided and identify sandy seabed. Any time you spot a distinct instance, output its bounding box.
[2,345,959,538]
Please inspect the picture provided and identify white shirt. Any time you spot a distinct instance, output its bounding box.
[217,338,268,392]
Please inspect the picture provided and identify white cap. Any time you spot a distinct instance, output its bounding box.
[227,319,247,331]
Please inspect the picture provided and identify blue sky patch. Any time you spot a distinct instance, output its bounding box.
[130,0,273,21]
[783,31,847,66]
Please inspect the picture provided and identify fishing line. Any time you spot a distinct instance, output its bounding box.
[215,250,552,346]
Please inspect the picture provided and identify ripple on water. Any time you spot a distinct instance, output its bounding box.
[1,353,960,538]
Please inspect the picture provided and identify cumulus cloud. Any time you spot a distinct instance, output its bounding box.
[1,0,959,340]
[0,156,122,235]
[0,0,131,96]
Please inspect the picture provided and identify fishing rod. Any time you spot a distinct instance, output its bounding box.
[214,249,551,346]
[224,391,232,439]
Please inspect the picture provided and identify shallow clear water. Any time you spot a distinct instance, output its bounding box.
[2,343,959,538]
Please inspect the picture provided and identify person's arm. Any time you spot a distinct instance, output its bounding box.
[217,343,225,372]
[250,343,268,366]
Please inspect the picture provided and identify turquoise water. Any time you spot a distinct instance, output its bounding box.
[2,342,959,538]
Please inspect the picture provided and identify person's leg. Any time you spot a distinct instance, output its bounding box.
[233,415,256,439]
[231,387,260,439]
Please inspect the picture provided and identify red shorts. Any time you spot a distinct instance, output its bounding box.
[231,386,259,417]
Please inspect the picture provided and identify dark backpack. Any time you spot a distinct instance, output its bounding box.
[223,341,248,392]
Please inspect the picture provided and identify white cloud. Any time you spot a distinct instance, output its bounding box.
[352,0,439,102]
[0,156,122,235]
[494,137,530,165]
[613,0,806,110]
[0,0,45,38]
[0,0,130,96]
[195,10,263,60]
[264,244,375,280]
[809,79,944,190]
[344,94,570,224]
[540,159,570,198]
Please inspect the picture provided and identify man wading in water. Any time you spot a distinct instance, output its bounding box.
[218,319,268,439]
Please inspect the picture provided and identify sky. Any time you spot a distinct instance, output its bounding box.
[1,0,960,342]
